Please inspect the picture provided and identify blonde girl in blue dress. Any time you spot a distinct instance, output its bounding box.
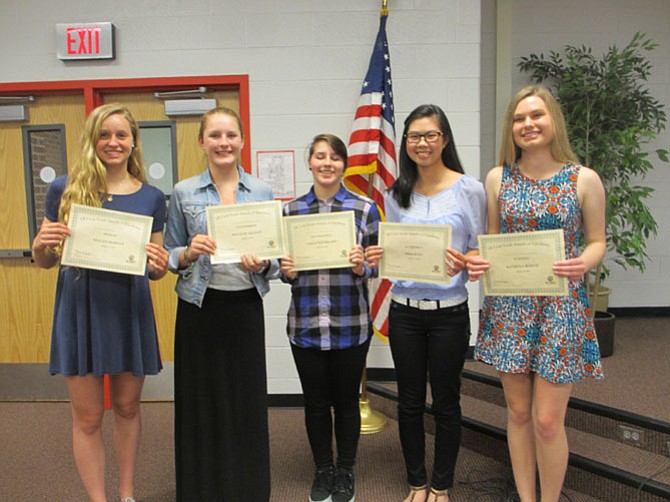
[467,86,606,502]
[32,103,169,502]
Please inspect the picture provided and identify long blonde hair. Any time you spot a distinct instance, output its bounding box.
[58,103,146,224]
[498,85,578,167]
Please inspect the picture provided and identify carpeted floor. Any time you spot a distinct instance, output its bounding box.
[0,402,600,502]
[3,317,665,501]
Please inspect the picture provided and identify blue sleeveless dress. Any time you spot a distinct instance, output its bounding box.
[475,163,603,384]
[45,176,166,377]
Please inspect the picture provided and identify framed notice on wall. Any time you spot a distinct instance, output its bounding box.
[256,150,296,200]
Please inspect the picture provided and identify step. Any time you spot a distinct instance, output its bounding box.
[366,381,670,501]
[461,368,670,460]
[461,394,670,501]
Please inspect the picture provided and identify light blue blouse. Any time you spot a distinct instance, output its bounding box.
[384,174,486,302]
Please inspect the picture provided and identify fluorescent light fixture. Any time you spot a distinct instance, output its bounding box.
[0,105,28,122]
[164,98,217,116]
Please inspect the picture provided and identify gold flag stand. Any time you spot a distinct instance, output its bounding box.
[359,368,387,434]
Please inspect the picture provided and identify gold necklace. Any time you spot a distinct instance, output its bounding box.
[106,176,131,202]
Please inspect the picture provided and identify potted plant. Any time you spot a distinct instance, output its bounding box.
[517,32,668,356]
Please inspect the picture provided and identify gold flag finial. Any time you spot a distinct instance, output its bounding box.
[381,0,388,16]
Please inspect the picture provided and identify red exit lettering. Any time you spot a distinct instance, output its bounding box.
[66,27,101,55]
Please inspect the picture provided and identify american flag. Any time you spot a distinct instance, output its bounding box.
[344,8,397,339]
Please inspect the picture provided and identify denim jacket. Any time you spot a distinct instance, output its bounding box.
[165,166,279,307]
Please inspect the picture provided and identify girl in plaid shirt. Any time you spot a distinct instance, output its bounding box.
[281,133,380,502]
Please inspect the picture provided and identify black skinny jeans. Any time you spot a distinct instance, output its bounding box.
[291,338,371,470]
[389,300,470,490]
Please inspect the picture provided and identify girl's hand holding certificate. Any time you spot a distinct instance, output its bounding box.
[349,244,366,277]
[552,257,588,281]
[364,244,383,268]
[145,242,169,279]
[445,248,468,277]
[465,254,490,282]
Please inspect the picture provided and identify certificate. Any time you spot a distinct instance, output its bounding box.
[61,204,152,276]
[378,222,452,284]
[479,229,568,296]
[206,200,285,264]
[284,211,356,271]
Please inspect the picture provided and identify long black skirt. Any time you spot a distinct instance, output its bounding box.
[174,288,270,501]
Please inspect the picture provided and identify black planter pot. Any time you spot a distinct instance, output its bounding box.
[594,310,615,358]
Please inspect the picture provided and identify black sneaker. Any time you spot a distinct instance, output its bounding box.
[331,467,355,502]
[309,466,334,502]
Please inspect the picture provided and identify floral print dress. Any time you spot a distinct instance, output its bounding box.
[475,163,603,383]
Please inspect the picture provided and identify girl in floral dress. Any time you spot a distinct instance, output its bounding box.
[467,86,606,502]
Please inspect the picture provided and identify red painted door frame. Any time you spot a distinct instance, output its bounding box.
[1,75,250,406]
[0,74,251,169]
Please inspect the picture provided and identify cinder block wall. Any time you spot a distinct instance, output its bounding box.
[0,1,482,394]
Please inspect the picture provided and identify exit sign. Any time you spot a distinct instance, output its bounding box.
[56,22,115,60]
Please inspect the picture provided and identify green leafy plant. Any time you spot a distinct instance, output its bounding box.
[518,32,668,306]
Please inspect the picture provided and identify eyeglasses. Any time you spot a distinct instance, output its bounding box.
[405,130,443,144]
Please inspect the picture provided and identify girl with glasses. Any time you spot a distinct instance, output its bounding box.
[366,104,486,502]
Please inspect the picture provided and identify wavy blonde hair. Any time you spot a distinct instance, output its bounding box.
[58,103,146,224]
[498,85,578,167]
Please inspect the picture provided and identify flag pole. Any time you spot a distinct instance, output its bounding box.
[359,160,387,434]
[359,0,391,435]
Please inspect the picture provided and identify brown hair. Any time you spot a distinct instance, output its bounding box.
[308,133,348,168]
